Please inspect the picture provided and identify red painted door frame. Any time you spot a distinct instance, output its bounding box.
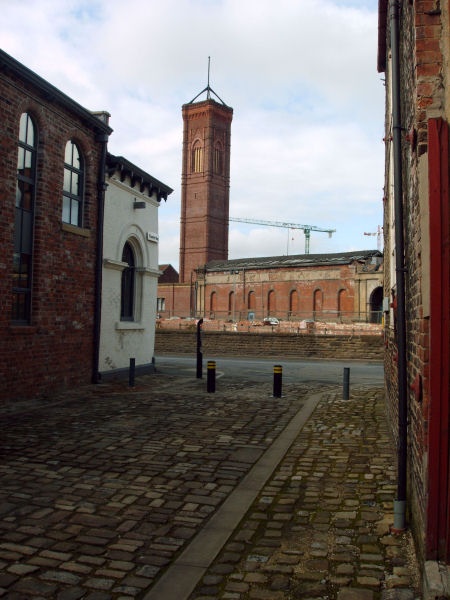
[427,117,450,560]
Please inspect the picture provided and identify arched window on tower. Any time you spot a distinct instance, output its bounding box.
[192,141,203,173]
[214,141,223,174]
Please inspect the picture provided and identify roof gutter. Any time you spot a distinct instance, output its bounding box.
[390,0,408,532]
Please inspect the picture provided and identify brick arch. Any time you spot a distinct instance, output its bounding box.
[63,130,95,168]
[14,101,45,141]
[268,289,276,314]
[289,289,299,316]
[228,290,234,316]
[248,290,256,310]
[210,291,217,316]
[338,288,351,316]
[313,288,323,314]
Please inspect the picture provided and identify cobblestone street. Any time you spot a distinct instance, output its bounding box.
[0,371,421,599]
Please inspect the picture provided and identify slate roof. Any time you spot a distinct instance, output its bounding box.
[202,250,383,272]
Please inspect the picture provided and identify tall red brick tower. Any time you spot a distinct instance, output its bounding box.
[179,84,233,283]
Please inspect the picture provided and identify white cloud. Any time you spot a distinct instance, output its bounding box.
[0,0,384,271]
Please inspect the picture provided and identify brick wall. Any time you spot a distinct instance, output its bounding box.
[0,55,108,402]
[155,330,383,361]
[381,1,445,562]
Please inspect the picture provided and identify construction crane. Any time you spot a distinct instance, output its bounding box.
[364,226,383,251]
[229,217,336,254]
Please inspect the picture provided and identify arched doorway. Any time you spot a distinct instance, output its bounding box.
[370,286,383,323]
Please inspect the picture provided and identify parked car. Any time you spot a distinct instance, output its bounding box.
[263,317,279,326]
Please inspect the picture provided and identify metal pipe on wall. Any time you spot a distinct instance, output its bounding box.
[390,0,408,531]
[92,132,109,384]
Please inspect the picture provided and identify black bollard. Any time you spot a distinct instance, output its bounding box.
[273,364,282,398]
[343,367,350,400]
[129,357,136,387]
[196,318,204,379]
[207,360,216,393]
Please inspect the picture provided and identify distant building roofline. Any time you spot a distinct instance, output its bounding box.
[200,250,383,272]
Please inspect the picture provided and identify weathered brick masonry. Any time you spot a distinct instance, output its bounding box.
[0,51,111,401]
[155,330,383,361]
[379,0,450,576]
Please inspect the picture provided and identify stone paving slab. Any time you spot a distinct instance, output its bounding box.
[0,374,422,599]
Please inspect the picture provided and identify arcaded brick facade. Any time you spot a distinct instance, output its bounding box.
[158,251,383,322]
[0,50,111,401]
[379,0,450,569]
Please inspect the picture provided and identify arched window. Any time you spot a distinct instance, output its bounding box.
[121,242,135,321]
[192,141,203,173]
[62,140,84,226]
[13,112,37,323]
[214,141,223,174]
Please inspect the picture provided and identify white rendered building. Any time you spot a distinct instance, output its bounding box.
[100,154,172,378]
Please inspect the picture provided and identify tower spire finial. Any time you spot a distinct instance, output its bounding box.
[187,58,229,106]
[207,56,211,98]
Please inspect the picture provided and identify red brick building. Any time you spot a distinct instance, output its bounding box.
[158,251,383,324]
[0,50,111,401]
[378,1,450,594]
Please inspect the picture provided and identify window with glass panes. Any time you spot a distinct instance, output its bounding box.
[62,140,84,226]
[13,112,37,323]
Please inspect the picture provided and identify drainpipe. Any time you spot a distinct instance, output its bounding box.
[390,0,408,532]
[92,131,109,384]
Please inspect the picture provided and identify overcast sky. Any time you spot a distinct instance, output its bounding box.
[1,0,384,270]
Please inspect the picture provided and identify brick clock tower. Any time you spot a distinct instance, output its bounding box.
[179,86,233,283]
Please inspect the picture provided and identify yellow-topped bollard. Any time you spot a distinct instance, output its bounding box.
[273,364,282,398]
[207,360,216,393]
